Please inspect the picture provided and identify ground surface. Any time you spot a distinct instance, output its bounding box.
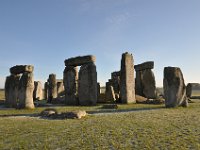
[0,90,200,149]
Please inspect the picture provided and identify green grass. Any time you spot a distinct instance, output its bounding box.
[0,90,200,149]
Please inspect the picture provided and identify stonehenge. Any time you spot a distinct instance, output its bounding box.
[3,53,192,109]
[64,55,97,106]
[120,52,136,104]
[5,65,35,109]
[163,67,188,108]
[135,61,156,99]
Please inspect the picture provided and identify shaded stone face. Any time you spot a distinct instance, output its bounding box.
[105,82,116,101]
[63,66,78,105]
[65,55,96,66]
[134,61,154,71]
[78,62,97,106]
[48,74,57,102]
[18,72,35,109]
[33,81,43,100]
[10,65,34,75]
[44,82,49,100]
[111,71,120,94]
[135,69,156,99]
[97,82,101,98]
[186,83,192,98]
[5,75,20,108]
[163,67,188,108]
[57,81,65,97]
[120,52,136,104]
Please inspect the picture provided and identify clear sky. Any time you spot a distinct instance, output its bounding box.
[0,0,200,88]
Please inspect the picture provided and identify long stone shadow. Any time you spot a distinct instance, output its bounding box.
[88,106,165,115]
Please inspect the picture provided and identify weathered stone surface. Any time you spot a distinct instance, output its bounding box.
[79,62,97,105]
[111,71,120,94]
[44,82,48,100]
[65,55,96,66]
[10,65,34,75]
[186,83,192,98]
[135,71,143,96]
[163,67,188,108]
[33,81,43,100]
[97,82,101,98]
[48,74,57,103]
[63,66,78,105]
[135,94,148,103]
[5,75,20,108]
[105,82,116,101]
[57,81,65,97]
[18,72,35,109]
[142,69,156,99]
[120,52,136,104]
[134,61,154,71]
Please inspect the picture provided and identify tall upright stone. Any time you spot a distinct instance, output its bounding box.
[163,67,188,108]
[5,75,20,108]
[97,82,101,99]
[18,72,35,109]
[63,66,78,105]
[48,74,57,103]
[33,81,43,100]
[111,71,120,94]
[120,52,136,103]
[79,62,97,105]
[44,82,48,100]
[186,83,192,98]
[57,81,65,97]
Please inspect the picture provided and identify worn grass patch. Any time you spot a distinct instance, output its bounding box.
[0,101,200,149]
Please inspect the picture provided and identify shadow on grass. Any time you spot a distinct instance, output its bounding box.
[88,106,166,115]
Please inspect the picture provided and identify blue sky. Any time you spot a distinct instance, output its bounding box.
[0,0,200,88]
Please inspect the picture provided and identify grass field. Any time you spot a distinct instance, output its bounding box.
[0,90,200,149]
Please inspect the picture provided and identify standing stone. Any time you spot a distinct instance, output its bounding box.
[163,67,188,108]
[111,71,120,94]
[33,81,43,100]
[18,72,35,109]
[135,71,143,96]
[97,82,101,99]
[79,62,97,105]
[48,74,57,103]
[186,83,192,98]
[44,82,48,100]
[135,61,156,99]
[57,81,65,97]
[105,82,116,101]
[5,75,20,108]
[141,69,156,99]
[63,66,78,105]
[120,52,136,104]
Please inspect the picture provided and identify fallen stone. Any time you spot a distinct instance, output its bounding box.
[136,94,148,103]
[65,55,96,66]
